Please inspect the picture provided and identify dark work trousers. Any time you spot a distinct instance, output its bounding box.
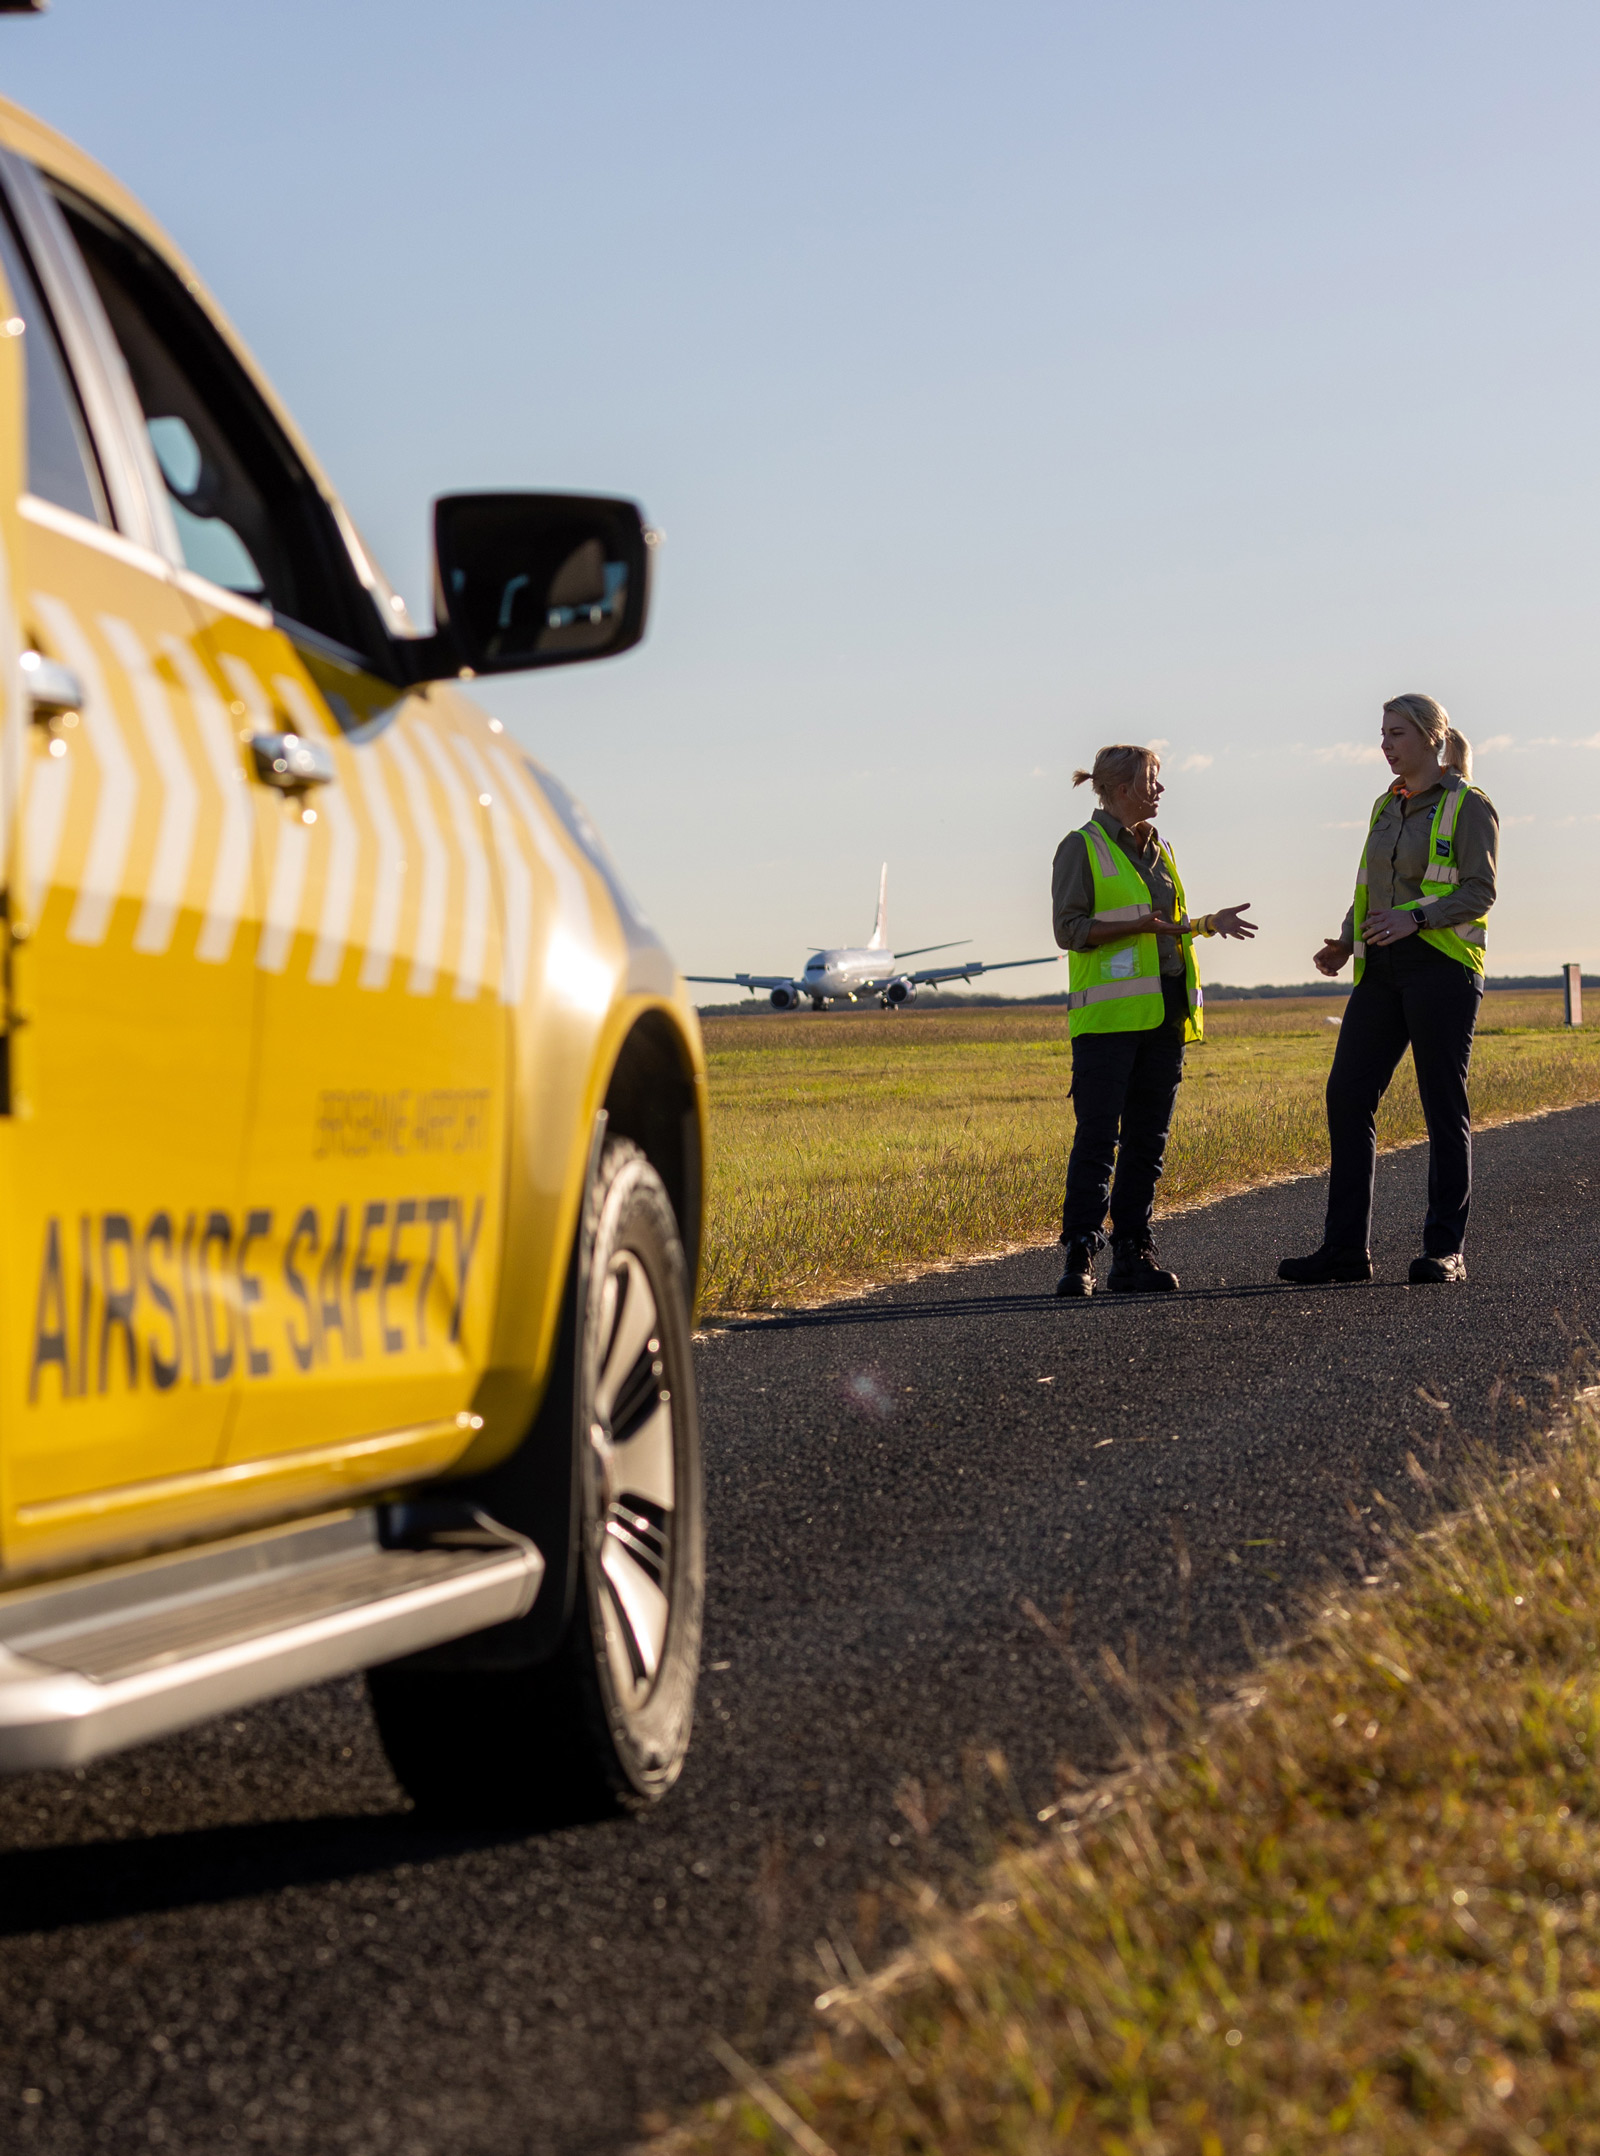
[1324,937,1483,1258]
[1061,976,1188,1248]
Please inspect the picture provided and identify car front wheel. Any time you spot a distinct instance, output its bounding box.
[368,1138,704,1825]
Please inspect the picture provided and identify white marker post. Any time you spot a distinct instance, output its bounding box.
[1564,962,1584,1027]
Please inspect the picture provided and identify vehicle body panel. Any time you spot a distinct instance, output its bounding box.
[0,96,706,1591]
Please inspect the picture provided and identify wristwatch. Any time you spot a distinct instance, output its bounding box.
[1414,906,1430,931]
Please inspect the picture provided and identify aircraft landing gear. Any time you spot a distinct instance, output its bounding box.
[811,996,826,1012]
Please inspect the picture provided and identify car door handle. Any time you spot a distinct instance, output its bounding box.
[249,731,337,793]
[20,650,84,726]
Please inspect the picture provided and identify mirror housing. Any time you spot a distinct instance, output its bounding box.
[407,492,653,683]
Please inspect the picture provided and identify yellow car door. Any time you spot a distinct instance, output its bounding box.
[49,177,510,1502]
[0,168,255,1574]
[197,619,511,1489]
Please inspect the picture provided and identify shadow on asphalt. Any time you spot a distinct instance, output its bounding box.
[721,1279,1408,1331]
[0,1810,534,1937]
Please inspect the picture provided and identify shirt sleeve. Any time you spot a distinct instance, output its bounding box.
[1423,790,1498,930]
[1051,830,1097,951]
[1339,900,1356,947]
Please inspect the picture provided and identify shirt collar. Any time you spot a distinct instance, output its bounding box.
[1390,775,1448,809]
[1093,806,1160,852]
[1388,776,1457,810]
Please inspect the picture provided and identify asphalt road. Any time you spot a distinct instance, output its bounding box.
[2,1105,1597,2156]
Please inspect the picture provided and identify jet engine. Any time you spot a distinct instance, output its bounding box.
[769,984,801,1010]
[882,976,917,1008]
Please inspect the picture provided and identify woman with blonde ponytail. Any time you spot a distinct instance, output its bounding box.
[1280,694,1498,1288]
[1050,744,1255,1296]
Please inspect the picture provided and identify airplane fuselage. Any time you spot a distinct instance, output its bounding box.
[801,946,891,1001]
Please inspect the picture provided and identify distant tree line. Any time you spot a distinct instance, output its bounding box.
[693,974,1599,1017]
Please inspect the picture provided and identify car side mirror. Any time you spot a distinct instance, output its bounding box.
[410,492,654,681]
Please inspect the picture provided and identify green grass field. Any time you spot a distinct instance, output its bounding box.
[699,991,1600,1316]
[661,1389,1600,2156]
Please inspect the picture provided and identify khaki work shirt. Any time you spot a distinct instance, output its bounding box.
[1337,776,1499,948]
[1051,808,1186,978]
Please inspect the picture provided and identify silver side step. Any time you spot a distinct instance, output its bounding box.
[0,1504,543,1772]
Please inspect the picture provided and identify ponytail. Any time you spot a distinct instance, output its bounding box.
[1073,744,1158,805]
[1441,726,1473,782]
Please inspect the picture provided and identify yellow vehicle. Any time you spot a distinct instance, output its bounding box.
[0,90,708,1825]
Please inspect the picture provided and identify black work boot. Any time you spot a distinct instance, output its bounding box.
[1409,1252,1466,1284]
[1277,1245,1373,1284]
[1054,1238,1097,1298]
[1107,1234,1178,1293]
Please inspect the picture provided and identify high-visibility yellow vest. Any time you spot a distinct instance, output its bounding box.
[1351,776,1488,984]
[1065,819,1203,1041]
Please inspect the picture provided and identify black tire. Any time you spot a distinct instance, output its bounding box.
[368,1140,704,1826]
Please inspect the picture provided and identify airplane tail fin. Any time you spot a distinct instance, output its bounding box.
[868,862,888,950]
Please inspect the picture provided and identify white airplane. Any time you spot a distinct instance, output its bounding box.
[687,865,1059,1011]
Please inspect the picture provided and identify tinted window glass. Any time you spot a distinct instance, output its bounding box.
[49,183,384,660]
[0,209,110,526]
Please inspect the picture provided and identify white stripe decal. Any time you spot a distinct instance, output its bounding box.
[487,744,593,934]
[216,642,316,974]
[258,812,310,975]
[415,724,489,1001]
[98,616,200,956]
[268,676,361,987]
[487,743,612,1015]
[307,780,361,985]
[452,734,530,1007]
[162,636,251,965]
[213,655,310,973]
[33,597,139,949]
[216,653,272,729]
[384,728,449,995]
[350,735,406,992]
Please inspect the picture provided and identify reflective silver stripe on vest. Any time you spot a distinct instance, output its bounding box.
[1093,904,1147,923]
[1081,822,1119,880]
[1065,975,1161,1011]
[1423,866,1460,887]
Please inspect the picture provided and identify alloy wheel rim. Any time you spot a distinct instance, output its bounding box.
[588,1248,676,1714]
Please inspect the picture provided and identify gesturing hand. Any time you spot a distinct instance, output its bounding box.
[1363,906,1418,949]
[1211,903,1256,941]
[1314,938,1352,978]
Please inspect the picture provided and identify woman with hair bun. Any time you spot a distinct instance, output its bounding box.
[1051,743,1255,1297]
[1280,693,1498,1288]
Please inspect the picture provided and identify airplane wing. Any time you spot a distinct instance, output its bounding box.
[683,973,799,993]
[892,938,971,961]
[902,954,1061,988]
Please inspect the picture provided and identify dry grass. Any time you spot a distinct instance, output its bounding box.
[657,1385,1600,2156]
[699,991,1600,1316]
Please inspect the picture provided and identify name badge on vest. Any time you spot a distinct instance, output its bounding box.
[1109,946,1139,980]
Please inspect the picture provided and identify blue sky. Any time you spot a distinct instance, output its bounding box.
[6,1,1598,992]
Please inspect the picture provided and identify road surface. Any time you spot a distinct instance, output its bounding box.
[2,1104,1596,2155]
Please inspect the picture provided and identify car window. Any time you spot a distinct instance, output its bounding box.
[0,205,111,527]
[46,180,388,663]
